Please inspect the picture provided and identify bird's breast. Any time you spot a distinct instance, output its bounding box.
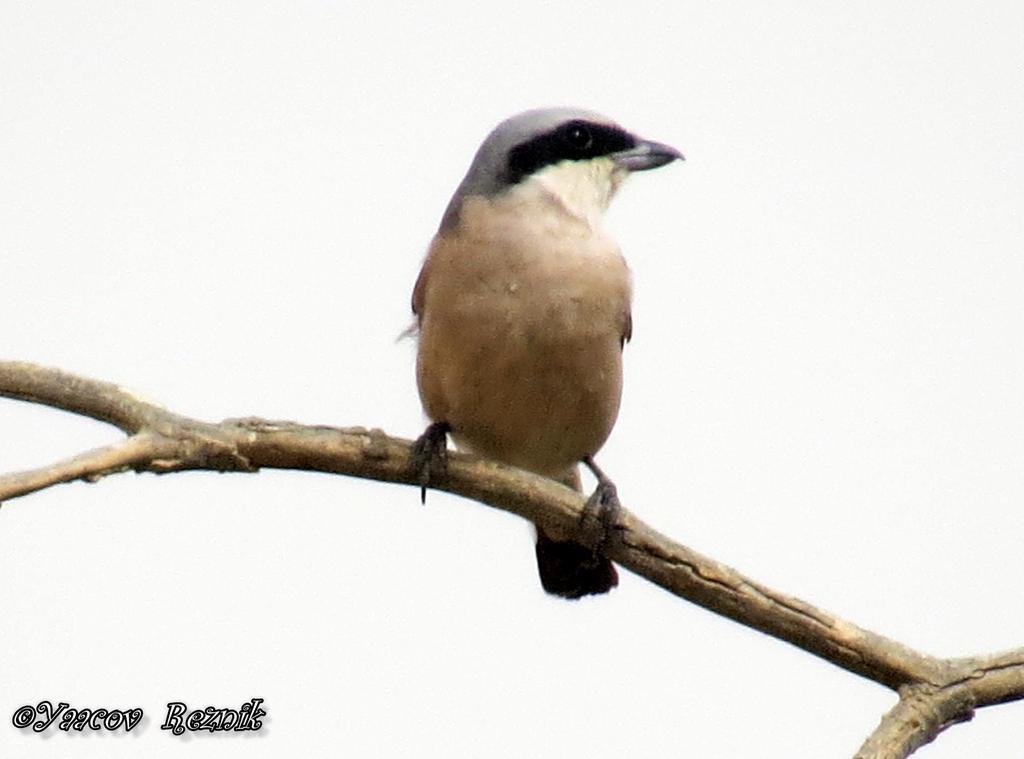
[415,194,632,477]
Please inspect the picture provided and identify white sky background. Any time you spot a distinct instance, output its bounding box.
[2,1,1023,756]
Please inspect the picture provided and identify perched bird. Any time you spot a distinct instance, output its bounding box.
[411,107,682,599]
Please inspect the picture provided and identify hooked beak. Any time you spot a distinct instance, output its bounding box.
[613,138,684,172]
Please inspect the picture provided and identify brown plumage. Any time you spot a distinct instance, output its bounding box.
[411,108,680,598]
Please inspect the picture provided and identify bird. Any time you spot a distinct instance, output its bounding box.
[410,107,682,599]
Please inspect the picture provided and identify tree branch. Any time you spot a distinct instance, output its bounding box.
[854,684,976,759]
[1,360,1022,757]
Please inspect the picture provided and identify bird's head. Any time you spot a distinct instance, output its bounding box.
[441,107,682,230]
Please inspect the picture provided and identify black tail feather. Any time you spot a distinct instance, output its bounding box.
[535,530,618,599]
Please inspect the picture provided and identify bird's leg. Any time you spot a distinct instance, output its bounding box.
[581,455,622,555]
[410,421,451,504]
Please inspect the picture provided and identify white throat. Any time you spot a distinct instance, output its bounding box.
[519,158,626,228]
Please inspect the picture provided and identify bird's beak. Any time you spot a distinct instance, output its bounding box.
[613,139,684,171]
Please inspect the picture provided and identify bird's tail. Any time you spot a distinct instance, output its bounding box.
[534,466,618,599]
[535,531,618,599]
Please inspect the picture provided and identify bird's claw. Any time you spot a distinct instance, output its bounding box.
[410,422,450,504]
[581,457,622,555]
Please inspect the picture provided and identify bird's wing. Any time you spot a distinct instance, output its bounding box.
[411,249,434,323]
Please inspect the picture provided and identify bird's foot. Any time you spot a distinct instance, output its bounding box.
[581,456,622,556]
[410,422,450,504]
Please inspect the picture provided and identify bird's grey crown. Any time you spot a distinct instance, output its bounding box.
[439,107,618,231]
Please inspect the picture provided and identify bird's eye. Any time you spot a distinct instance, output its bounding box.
[563,122,593,150]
